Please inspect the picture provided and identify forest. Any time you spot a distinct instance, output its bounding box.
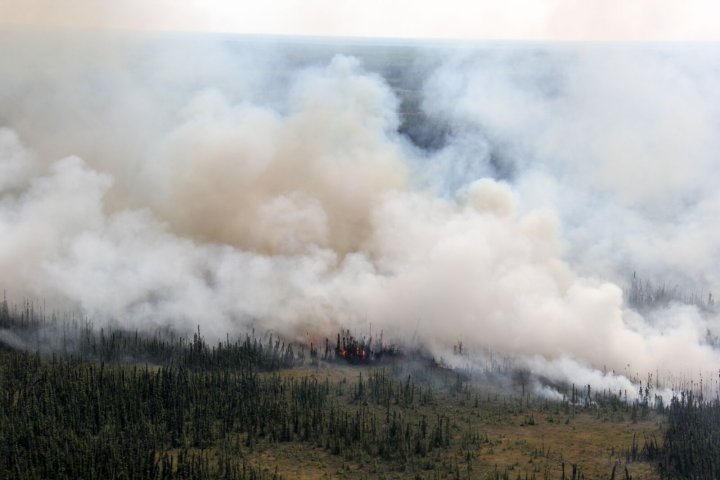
[0,299,716,479]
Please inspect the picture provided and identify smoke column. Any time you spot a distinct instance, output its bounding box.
[1,31,719,397]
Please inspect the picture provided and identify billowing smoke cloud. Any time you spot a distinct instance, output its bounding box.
[1,31,719,398]
[422,46,720,288]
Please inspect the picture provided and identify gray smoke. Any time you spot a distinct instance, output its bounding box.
[1,31,719,399]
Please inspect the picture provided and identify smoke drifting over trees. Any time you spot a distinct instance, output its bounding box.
[1,31,720,397]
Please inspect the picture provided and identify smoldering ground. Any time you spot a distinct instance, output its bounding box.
[1,31,720,399]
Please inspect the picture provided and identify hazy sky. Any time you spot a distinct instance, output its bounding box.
[1,0,718,41]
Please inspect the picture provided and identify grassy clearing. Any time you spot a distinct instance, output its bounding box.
[242,364,663,479]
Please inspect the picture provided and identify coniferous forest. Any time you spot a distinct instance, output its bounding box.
[0,300,717,479]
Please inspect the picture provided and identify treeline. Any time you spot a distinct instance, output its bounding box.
[652,392,720,479]
[0,350,456,479]
[0,298,300,370]
[0,298,406,370]
[622,389,720,479]
[627,272,715,311]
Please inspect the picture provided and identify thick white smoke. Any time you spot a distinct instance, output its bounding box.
[1,32,719,397]
[422,46,720,289]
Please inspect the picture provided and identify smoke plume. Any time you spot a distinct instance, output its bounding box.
[1,31,719,398]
